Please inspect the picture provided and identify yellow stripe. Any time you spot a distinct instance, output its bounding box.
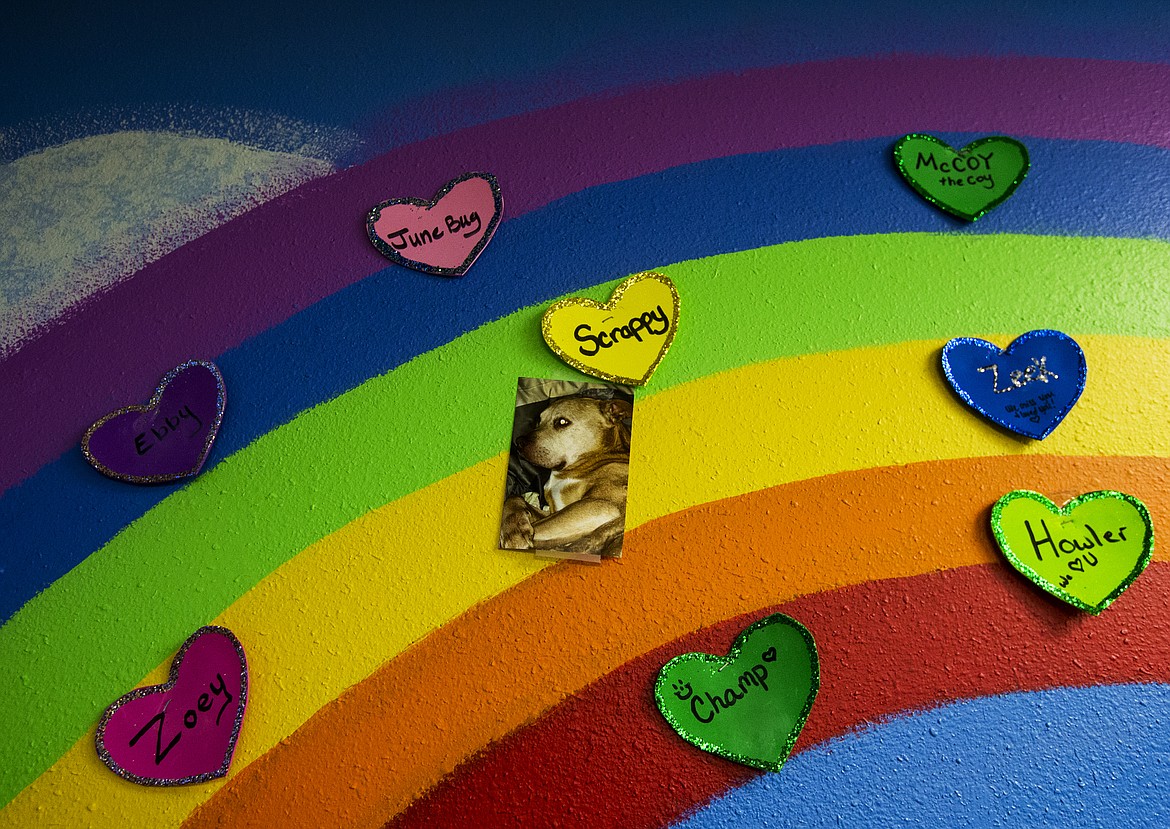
[5,335,1168,828]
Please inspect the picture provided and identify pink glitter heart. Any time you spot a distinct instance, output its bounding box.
[366,172,502,276]
[96,627,248,786]
[82,361,226,484]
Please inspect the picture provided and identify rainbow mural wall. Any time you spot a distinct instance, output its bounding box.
[4,4,1170,827]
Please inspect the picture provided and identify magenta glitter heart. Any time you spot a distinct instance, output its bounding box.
[82,360,226,484]
[96,626,248,786]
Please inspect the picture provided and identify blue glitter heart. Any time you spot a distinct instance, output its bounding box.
[941,330,1086,440]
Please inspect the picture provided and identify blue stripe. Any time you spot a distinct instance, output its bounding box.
[5,2,1170,160]
[674,684,1170,829]
[4,135,1170,622]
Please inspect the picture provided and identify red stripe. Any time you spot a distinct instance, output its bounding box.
[387,562,1170,829]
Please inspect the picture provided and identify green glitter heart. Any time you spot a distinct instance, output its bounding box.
[990,490,1154,615]
[893,134,1029,221]
[653,614,818,772]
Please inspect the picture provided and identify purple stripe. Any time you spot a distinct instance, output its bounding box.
[4,54,1170,493]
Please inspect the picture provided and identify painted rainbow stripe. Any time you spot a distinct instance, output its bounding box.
[192,459,1170,829]
[12,447,1165,828]
[7,16,1170,829]
[4,423,1165,823]
[7,231,1170,640]
[6,54,1170,492]
[5,230,1170,804]
[7,161,1170,623]
[5,252,1170,812]
[675,684,1170,828]
[386,565,1170,828]
[6,324,1170,805]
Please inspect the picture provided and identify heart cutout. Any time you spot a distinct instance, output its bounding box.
[654,614,818,772]
[96,626,248,785]
[893,134,1029,221]
[542,271,679,386]
[366,172,502,277]
[82,360,226,484]
[991,490,1154,614]
[941,330,1085,440]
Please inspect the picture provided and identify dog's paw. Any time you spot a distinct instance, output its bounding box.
[501,523,535,550]
[500,496,536,550]
[559,515,626,557]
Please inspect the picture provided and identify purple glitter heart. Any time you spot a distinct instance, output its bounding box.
[82,361,226,484]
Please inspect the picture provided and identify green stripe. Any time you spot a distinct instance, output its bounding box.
[3,233,1170,803]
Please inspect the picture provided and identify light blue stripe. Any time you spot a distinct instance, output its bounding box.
[675,684,1170,829]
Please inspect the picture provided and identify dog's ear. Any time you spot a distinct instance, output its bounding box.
[600,398,633,424]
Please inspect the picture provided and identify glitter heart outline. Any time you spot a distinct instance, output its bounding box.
[990,489,1154,615]
[365,171,503,277]
[95,626,249,786]
[941,329,1086,440]
[81,360,227,484]
[653,613,819,772]
[541,271,680,387]
[893,134,1030,221]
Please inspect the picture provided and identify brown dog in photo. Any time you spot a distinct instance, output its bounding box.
[500,395,633,558]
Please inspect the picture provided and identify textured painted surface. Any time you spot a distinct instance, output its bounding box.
[8,5,1170,160]
[6,52,1170,490]
[7,231,1170,622]
[0,132,330,354]
[5,333,1170,808]
[676,684,1170,829]
[388,566,1170,829]
[6,6,1170,828]
[184,455,1170,829]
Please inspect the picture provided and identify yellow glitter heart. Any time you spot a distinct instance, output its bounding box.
[541,272,679,386]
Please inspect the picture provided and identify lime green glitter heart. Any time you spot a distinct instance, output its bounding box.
[990,490,1154,615]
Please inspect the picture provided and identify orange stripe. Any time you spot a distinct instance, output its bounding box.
[185,454,1170,829]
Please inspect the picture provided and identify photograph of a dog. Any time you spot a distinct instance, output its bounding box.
[499,377,635,562]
